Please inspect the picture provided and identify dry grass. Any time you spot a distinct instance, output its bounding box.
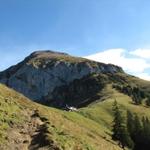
[0,84,122,150]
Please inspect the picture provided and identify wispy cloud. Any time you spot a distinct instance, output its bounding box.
[130,49,150,59]
[84,49,150,81]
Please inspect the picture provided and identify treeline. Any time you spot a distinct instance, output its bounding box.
[112,100,150,150]
[113,84,150,106]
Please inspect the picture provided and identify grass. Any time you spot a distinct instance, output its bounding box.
[35,106,121,150]
[0,85,26,144]
[1,75,150,149]
[28,54,89,68]
[0,83,122,150]
[27,52,121,70]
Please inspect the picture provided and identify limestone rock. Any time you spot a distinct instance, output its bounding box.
[0,50,123,107]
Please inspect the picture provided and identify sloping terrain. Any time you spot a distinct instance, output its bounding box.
[0,84,59,150]
[0,83,123,150]
[1,50,150,150]
[0,72,150,150]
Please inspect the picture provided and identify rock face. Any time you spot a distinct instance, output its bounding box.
[0,50,123,107]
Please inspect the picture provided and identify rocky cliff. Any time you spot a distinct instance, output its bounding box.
[0,50,123,108]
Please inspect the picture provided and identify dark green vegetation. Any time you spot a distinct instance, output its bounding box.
[113,84,145,105]
[112,101,150,150]
[112,100,134,149]
[44,72,150,109]
[127,111,150,150]
[50,73,107,108]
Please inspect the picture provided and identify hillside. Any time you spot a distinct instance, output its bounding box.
[0,83,124,150]
[1,76,150,150]
[1,50,150,150]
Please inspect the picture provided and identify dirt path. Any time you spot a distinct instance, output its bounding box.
[3,109,59,150]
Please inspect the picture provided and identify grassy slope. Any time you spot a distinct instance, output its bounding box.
[0,85,26,143]
[79,84,150,149]
[1,74,150,150]
[0,84,121,150]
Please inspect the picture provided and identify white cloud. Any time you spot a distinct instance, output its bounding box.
[136,73,150,81]
[84,49,150,81]
[130,49,150,59]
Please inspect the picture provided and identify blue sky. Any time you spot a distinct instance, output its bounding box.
[1,0,150,80]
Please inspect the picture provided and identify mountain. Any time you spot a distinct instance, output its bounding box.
[1,50,150,150]
[0,50,123,108]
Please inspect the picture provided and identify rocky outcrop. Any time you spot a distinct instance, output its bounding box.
[0,50,124,107]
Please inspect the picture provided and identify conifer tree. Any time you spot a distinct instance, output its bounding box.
[127,110,134,137]
[134,115,142,135]
[141,117,150,146]
[132,114,142,149]
[112,100,134,149]
[112,100,122,141]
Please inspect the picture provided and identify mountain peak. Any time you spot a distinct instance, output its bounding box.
[29,50,69,58]
[0,50,124,108]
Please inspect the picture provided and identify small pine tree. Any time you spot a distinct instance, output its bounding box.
[112,100,134,149]
[132,93,141,105]
[141,117,150,146]
[112,100,122,141]
[131,87,142,105]
[127,113,150,149]
[127,110,134,137]
[134,115,142,134]
[119,124,134,149]
[132,114,142,147]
